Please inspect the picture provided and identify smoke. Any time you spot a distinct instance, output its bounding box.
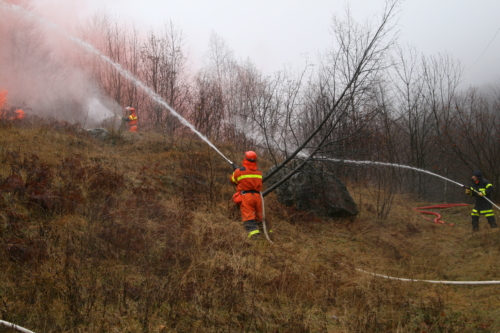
[0,0,118,127]
[33,0,89,28]
[84,97,122,129]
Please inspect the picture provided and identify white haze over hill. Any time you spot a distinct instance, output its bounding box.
[1,0,499,127]
[0,0,123,127]
[72,0,500,89]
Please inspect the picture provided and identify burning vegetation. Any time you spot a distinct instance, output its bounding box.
[0,91,25,121]
[1,0,500,332]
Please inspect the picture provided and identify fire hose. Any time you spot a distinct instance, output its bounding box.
[414,186,498,225]
[461,185,500,210]
[355,268,500,285]
[0,320,35,333]
[260,192,273,244]
[413,203,470,225]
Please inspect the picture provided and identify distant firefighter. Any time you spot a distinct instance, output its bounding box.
[123,106,138,132]
[465,170,497,231]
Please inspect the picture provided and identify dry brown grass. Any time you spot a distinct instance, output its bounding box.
[1,119,500,332]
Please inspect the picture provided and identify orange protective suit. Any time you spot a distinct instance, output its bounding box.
[126,108,138,132]
[230,153,263,238]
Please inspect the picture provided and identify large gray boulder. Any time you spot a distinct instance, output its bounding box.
[85,128,109,141]
[265,162,358,219]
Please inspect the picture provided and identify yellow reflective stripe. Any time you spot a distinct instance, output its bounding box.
[129,116,137,120]
[248,230,260,238]
[480,210,493,214]
[472,209,478,212]
[486,214,495,217]
[471,212,480,216]
[486,184,493,188]
[231,173,237,183]
[236,174,262,182]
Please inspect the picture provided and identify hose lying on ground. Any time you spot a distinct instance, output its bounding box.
[355,268,500,285]
[413,203,470,225]
[0,320,36,333]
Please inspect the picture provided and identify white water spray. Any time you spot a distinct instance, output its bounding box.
[85,98,115,121]
[317,157,500,211]
[0,1,234,166]
[320,158,464,187]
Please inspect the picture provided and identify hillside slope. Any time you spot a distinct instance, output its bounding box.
[1,120,500,333]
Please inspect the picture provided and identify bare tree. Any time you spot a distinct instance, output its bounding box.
[443,86,500,199]
[192,33,238,142]
[422,52,463,200]
[263,0,401,195]
[192,71,226,141]
[390,44,431,196]
[140,20,191,134]
[231,63,311,164]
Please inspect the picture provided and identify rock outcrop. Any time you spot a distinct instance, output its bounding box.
[85,128,109,141]
[266,162,358,219]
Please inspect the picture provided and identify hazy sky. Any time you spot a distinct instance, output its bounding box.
[37,0,500,88]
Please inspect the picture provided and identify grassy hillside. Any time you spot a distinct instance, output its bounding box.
[1,119,500,333]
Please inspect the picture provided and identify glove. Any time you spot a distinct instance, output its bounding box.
[231,163,239,171]
[465,189,471,195]
[478,192,485,197]
[122,117,128,121]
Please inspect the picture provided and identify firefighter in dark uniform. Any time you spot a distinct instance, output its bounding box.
[466,170,498,231]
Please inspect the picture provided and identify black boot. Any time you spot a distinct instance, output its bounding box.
[243,220,260,239]
[472,216,480,232]
[487,216,498,228]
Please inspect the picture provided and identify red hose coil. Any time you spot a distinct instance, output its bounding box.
[413,203,470,225]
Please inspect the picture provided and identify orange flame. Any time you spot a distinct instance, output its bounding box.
[0,90,7,109]
[12,109,25,120]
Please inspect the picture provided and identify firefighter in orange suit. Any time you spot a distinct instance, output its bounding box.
[230,151,263,239]
[123,106,138,132]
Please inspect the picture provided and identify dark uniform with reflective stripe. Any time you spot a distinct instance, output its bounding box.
[468,171,497,231]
